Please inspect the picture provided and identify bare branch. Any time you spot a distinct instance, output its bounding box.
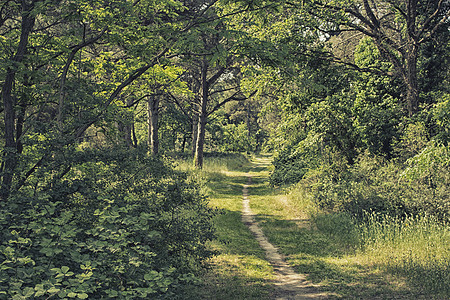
[363,0,380,29]
[418,0,449,42]
[207,90,257,116]
[209,86,238,97]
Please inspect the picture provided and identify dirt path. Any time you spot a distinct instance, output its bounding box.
[242,175,328,299]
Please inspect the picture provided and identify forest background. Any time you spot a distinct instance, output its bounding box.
[0,0,448,299]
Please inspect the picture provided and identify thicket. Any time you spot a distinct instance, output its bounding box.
[267,32,449,221]
[0,147,215,299]
[272,125,449,221]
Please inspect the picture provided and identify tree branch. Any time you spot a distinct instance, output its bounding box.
[418,0,448,42]
[207,90,257,116]
[73,46,170,139]
[363,0,380,29]
[58,29,107,128]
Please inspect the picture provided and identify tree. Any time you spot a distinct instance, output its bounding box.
[1,0,37,200]
[0,0,213,199]
[289,0,449,117]
[174,16,253,168]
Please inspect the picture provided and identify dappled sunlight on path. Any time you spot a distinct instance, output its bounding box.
[242,160,329,299]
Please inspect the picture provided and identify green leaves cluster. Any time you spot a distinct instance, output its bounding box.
[257,3,449,220]
[0,147,215,299]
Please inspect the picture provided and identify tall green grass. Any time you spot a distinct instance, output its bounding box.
[360,213,450,296]
[286,185,450,298]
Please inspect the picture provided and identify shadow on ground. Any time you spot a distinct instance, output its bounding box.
[256,215,428,299]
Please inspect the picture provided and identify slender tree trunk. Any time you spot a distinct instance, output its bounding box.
[148,95,160,155]
[131,123,138,147]
[124,124,133,147]
[405,47,419,117]
[191,111,198,157]
[181,135,187,153]
[16,98,27,156]
[194,60,209,169]
[1,2,35,201]
[124,97,134,147]
[195,109,207,169]
[405,0,419,117]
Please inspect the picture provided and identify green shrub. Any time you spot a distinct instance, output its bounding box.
[0,147,215,299]
[295,142,449,221]
[400,141,450,220]
[432,93,450,144]
[270,135,323,186]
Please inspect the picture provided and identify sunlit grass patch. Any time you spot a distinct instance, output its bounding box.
[288,253,415,299]
[359,213,450,297]
[252,180,449,298]
[259,210,449,298]
[210,210,266,258]
[187,253,273,300]
[182,154,449,298]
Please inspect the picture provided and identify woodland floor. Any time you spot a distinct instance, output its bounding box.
[187,155,445,300]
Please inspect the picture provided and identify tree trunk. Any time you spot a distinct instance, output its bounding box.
[405,46,419,117]
[131,123,138,147]
[181,135,187,153]
[16,98,27,156]
[123,97,134,147]
[191,111,198,157]
[1,2,35,201]
[194,60,209,169]
[195,109,207,169]
[148,95,160,155]
[124,124,133,147]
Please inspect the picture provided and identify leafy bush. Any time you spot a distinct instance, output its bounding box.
[400,141,450,220]
[432,93,450,144]
[299,143,449,221]
[270,134,323,186]
[0,147,215,299]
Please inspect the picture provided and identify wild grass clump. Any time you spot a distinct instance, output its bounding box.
[287,183,320,217]
[359,212,450,296]
[313,212,360,248]
[288,182,449,297]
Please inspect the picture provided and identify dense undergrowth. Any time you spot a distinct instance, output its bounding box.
[0,147,216,299]
[272,141,449,221]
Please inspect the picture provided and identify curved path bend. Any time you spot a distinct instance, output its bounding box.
[242,175,328,300]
